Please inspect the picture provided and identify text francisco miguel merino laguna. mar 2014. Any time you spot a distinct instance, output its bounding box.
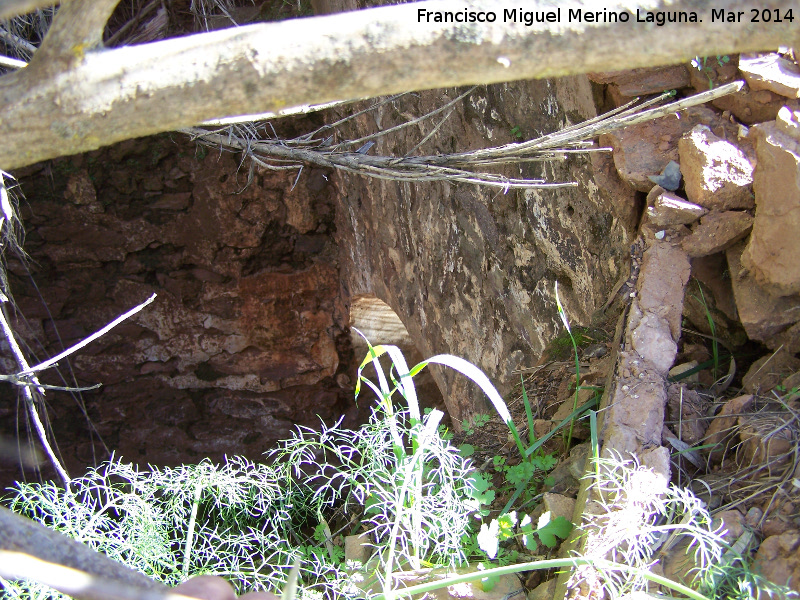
[416,6,795,26]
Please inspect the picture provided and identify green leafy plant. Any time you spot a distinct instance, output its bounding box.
[692,280,721,381]
[476,509,572,559]
[462,413,490,436]
[691,55,731,90]
[2,456,342,599]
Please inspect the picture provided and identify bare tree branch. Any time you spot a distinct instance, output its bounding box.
[0,508,170,596]
[182,81,744,189]
[0,293,70,484]
[18,292,157,377]
[0,0,796,170]
[26,0,120,76]
[0,551,200,600]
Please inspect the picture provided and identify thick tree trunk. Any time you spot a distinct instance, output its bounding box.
[0,0,796,170]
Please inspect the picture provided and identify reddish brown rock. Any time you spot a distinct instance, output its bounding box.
[738,413,795,474]
[690,253,738,321]
[742,107,800,296]
[680,211,753,258]
[739,53,800,99]
[665,383,709,445]
[602,106,737,192]
[678,125,754,210]
[712,86,800,125]
[3,134,354,487]
[644,186,706,228]
[590,150,640,232]
[704,394,754,462]
[588,65,690,96]
[742,349,800,395]
[726,241,800,346]
[753,531,800,595]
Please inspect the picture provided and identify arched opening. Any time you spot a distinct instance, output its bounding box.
[348,294,447,422]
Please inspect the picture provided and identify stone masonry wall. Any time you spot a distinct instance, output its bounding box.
[0,132,355,482]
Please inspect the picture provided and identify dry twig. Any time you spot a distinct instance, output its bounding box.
[182,81,744,190]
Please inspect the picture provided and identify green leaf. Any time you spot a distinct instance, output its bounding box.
[530,453,558,472]
[536,513,572,548]
[459,444,475,458]
[465,473,495,509]
[506,461,534,487]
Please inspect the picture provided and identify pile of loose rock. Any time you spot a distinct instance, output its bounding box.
[545,51,800,597]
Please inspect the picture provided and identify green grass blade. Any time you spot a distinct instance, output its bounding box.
[520,375,536,446]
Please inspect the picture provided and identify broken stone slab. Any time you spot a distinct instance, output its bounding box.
[645,186,707,228]
[629,242,691,356]
[554,238,691,600]
[678,124,754,210]
[680,210,753,257]
[726,240,800,346]
[742,107,800,296]
[588,65,690,96]
[739,53,800,99]
[602,106,738,192]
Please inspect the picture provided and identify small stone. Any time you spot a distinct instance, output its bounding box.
[712,509,745,543]
[680,211,753,257]
[669,361,699,384]
[704,394,754,463]
[742,349,800,395]
[344,533,372,565]
[745,506,763,529]
[679,125,754,210]
[739,53,800,99]
[645,187,707,228]
[753,531,800,594]
[648,160,682,191]
[542,493,575,523]
[151,192,192,210]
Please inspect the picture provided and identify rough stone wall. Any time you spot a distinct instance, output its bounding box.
[333,78,633,426]
[0,133,354,482]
